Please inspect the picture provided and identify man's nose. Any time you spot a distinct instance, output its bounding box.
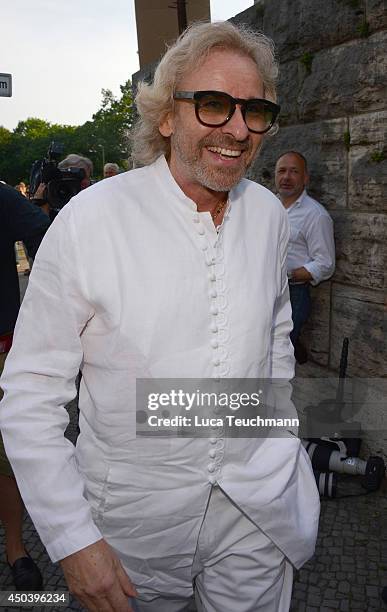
[221,105,250,141]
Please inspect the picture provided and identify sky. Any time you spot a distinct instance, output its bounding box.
[0,0,253,131]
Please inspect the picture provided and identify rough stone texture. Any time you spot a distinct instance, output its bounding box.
[367,0,387,31]
[302,282,332,366]
[348,111,387,212]
[233,0,367,61]
[265,34,387,127]
[330,283,386,376]
[332,212,385,290]
[349,146,387,212]
[282,32,387,124]
[350,110,387,146]
[251,118,348,210]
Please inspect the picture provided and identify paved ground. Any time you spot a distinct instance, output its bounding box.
[1,272,386,611]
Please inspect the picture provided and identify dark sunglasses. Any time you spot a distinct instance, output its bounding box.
[173,90,280,134]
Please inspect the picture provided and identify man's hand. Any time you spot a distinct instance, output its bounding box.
[289,266,313,283]
[60,539,138,612]
[31,182,50,216]
[33,182,47,200]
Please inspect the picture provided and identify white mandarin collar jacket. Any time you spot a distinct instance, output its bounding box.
[0,156,319,573]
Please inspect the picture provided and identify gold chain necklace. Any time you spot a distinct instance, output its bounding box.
[211,197,228,224]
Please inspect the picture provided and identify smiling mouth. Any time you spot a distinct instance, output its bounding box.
[207,146,243,158]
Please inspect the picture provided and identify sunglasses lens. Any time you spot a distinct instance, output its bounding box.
[197,93,231,125]
[245,101,275,132]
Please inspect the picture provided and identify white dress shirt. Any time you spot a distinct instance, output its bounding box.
[286,190,335,285]
[0,156,319,585]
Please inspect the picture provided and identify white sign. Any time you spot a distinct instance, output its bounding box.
[0,73,12,97]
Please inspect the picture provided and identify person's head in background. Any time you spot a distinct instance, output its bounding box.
[274,151,309,208]
[58,154,93,189]
[103,163,120,179]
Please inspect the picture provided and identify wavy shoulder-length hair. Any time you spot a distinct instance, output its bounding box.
[131,20,278,167]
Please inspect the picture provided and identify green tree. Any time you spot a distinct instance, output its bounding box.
[0,126,12,146]
[13,118,52,138]
[0,118,78,185]
[0,79,134,184]
[87,79,134,176]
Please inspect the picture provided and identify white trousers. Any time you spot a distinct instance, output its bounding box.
[129,486,293,612]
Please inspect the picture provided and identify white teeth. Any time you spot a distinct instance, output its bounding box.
[207,147,242,157]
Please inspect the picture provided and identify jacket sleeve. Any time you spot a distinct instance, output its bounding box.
[0,206,103,562]
[269,211,295,381]
[303,213,335,286]
[4,185,51,258]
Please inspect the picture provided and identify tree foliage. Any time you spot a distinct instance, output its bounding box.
[0,80,134,185]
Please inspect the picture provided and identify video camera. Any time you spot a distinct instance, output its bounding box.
[29,142,85,214]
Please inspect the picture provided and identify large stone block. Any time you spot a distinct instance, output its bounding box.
[276,61,304,127]
[348,148,387,212]
[349,110,387,145]
[234,0,367,61]
[348,111,387,212]
[302,282,332,366]
[330,284,385,376]
[249,118,348,210]
[278,32,387,124]
[332,211,386,289]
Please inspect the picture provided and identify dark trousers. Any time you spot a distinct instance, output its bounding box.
[288,283,311,346]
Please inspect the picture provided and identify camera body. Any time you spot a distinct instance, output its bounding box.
[30,142,85,214]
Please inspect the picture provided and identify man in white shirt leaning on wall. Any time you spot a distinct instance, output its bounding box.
[275,151,335,363]
[0,23,320,612]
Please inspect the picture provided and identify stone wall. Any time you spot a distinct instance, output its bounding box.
[231,0,387,378]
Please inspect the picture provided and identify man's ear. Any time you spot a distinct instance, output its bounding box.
[159,112,174,137]
[304,171,310,188]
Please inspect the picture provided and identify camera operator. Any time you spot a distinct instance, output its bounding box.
[31,153,93,217]
[58,154,93,189]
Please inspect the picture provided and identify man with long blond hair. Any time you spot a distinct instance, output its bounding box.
[0,21,319,611]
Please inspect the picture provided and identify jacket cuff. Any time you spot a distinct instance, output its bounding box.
[45,523,103,563]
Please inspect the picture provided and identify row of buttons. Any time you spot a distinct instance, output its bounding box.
[193,213,225,485]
